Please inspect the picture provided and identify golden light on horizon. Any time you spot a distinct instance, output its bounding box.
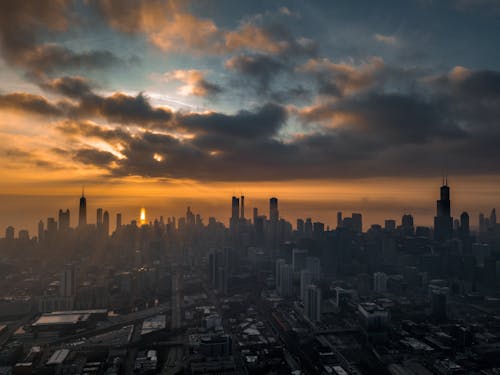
[140,207,146,225]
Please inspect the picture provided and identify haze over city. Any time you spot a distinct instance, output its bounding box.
[2,1,500,374]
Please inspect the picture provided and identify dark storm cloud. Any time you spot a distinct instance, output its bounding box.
[301,92,466,144]
[225,54,285,92]
[74,148,118,166]
[0,93,65,116]
[81,92,174,127]
[0,1,122,76]
[54,63,500,181]
[178,103,287,138]
[40,76,95,99]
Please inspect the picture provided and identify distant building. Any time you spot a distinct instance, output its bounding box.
[60,265,76,298]
[79,191,87,227]
[300,270,312,302]
[277,263,292,297]
[103,210,110,235]
[292,248,308,272]
[305,285,321,322]
[5,226,14,240]
[306,256,321,281]
[373,272,388,293]
[352,213,362,233]
[434,180,453,242]
[58,209,70,231]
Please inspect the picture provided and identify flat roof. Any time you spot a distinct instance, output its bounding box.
[32,313,89,326]
[47,349,70,365]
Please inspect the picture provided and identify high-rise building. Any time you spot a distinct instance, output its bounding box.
[305,285,321,322]
[479,213,486,233]
[275,258,286,289]
[38,220,44,242]
[278,263,293,297]
[460,212,470,235]
[79,191,87,227]
[300,270,312,302]
[306,256,321,281]
[337,212,343,229]
[304,218,312,236]
[434,180,453,242]
[96,208,103,228]
[5,226,14,240]
[116,213,122,230]
[401,214,414,236]
[253,208,258,224]
[270,197,279,249]
[103,211,110,236]
[491,208,497,227]
[60,265,76,298]
[352,213,363,233]
[297,219,304,233]
[384,219,396,231]
[373,272,388,293]
[240,195,245,219]
[292,248,308,272]
[269,197,279,222]
[47,218,57,237]
[58,209,70,231]
[230,196,239,229]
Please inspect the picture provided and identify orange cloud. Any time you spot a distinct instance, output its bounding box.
[162,69,222,97]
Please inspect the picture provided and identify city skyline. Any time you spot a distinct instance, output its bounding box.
[2,1,500,225]
[3,180,498,239]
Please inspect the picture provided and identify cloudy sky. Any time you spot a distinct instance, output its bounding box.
[1,0,500,232]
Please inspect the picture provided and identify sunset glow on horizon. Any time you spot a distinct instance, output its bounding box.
[1,0,500,234]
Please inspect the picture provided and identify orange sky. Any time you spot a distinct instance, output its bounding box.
[2,176,499,236]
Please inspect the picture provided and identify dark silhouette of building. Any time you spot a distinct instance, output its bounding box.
[434,179,453,242]
[337,211,343,229]
[79,190,87,227]
[460,212,470,235]
[116,213,122,230]
[103,211,110,236]
[230,196,239,229]
[240,195,245,219]
[352,213,362,233]
[401,214,414,236]
[58,209,70,232]
[97,208,103,229]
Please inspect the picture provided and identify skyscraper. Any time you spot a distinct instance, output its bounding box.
[305,284,321,322]
[230,196,239,229]
[79,190,87,227]
[103,211,110,236]
[434,180,453,242]
[300,270,312,302]
[337,211,343,229]
[38,220,44,242]
[60,264,76,298]
[352,213,363,233]
[491,208,497,227]
[240,195,245,219]
[460,212,470,235]
[96,208,103,228]
[269,197,279,222]
[58,209,70,231]
[116,213,122,230]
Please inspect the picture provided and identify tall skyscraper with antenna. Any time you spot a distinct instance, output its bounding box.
[434,177,453,242]
[79,188,87,228]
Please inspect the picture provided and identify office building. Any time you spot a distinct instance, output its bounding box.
[434,180,453,241]
[305,284,321,322]
[374,272,388,293]
[79,191,87,227]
